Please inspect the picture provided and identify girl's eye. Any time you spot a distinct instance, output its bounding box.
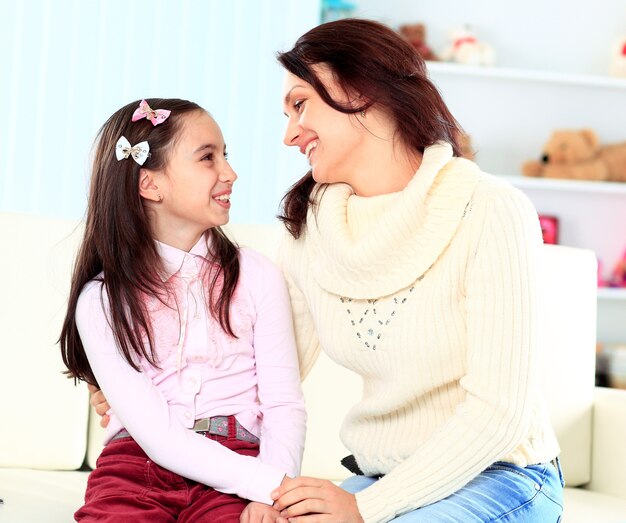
[202,153,214,161]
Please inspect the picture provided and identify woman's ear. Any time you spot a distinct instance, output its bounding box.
[138,168,163,203]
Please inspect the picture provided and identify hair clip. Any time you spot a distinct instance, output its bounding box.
[132,99,171,126]
[115,136,150,165]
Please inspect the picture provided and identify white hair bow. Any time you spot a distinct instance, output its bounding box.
[115,136,150,165]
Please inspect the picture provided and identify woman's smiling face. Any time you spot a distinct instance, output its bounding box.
[281,66,369,187]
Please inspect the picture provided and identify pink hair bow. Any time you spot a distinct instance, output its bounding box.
[132,99,171,126]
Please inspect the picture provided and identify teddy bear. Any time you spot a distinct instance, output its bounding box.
[440,25,495,66]
[398,23,439,61]
[522,129,626,182]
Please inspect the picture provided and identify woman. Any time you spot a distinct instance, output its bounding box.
[270,18,563,523]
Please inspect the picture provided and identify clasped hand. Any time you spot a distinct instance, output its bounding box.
[271,476,363,523]
[88,386,362,522]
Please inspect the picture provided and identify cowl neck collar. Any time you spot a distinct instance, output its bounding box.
[303,142,480,298]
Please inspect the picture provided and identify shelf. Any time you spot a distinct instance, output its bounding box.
[598,288,626,301]
[426,61,626,90]
[498,175,626,195]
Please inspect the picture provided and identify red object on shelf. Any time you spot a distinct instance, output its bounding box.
[610,248,626,288]
[538,215,559,245]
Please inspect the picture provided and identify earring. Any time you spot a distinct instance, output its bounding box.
[360,110,366,118]
[157,193,163,202]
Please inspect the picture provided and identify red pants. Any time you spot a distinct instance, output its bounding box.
[75,419,259,522]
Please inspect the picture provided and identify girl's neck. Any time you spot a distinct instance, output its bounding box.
[152,222,205,252]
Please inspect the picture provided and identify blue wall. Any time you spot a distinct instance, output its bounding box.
[0,0,319,223]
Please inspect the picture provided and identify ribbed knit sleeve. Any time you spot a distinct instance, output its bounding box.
[354,187,544,522]
[277,236,321,380]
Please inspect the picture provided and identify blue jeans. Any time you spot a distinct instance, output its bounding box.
[341,459,564,522]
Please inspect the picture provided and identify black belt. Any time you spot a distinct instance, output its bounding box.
[341,454,561,478]
[341,454,384,479]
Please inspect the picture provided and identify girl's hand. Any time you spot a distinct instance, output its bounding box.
[272,476,364,523]
[240,501,281,523]
[87,384,111,428]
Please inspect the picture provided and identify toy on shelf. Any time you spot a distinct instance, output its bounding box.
[609,36,626,78]
[602,344,626,390]
[538,215,559,245]
[597,259,608,288]
[399,23,439,61]
[609,249,626,288]
[321,0,356,23]
[440,25,495,67]
[522,129,626,182]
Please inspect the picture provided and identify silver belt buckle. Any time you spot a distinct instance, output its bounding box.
[192,418,211,431]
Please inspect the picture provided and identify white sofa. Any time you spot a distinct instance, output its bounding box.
[1,212,626,522]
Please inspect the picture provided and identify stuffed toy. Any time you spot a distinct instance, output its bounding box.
[399,23,439,61]
[440,25,495,66]
[522,129,626,182]
[538,215,559,245]
[609,36,626,78]
[608,249,626,288]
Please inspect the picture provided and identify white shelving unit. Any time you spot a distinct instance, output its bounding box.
[355,0,626,368]
[424,63,626,343]
[497,175,626,196]
[426,61,626,91]
[598,288,626,301]
[500,174,626,344]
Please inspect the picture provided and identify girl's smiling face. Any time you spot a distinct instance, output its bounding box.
[142,110,237,248]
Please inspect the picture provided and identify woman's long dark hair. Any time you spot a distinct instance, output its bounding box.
[277,18,465,238]
[60,98,239,385]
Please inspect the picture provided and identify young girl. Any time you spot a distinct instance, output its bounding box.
[60,98,306,522]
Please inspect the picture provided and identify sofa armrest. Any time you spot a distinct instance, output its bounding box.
[585,386,626,499]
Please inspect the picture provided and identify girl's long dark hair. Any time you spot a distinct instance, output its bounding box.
[277,18,465,238]
[60,98,239,385]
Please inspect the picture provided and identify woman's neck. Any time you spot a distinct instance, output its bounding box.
[347,137,423,197]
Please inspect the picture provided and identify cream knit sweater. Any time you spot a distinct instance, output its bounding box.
[279,143,560,523]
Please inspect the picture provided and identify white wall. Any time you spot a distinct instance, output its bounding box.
[0,0,318,222]
[355,0,626,75]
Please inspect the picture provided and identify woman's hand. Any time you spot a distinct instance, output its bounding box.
[272,476,364,523]
[87,384,111,428]
[240,501,281,523]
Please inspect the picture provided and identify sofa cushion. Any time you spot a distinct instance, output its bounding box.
[563,487,626,523]
[0,468,88,522]
[0,213,89,470]
[536,245,597,487]
[86,225,600,492]
[2,470,626,523]
[588,386,626,499]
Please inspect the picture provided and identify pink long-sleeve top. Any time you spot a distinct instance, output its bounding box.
[75,234,306,504]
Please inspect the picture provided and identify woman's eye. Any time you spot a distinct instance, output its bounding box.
[294,99,304,112]
[224,151,229,160]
